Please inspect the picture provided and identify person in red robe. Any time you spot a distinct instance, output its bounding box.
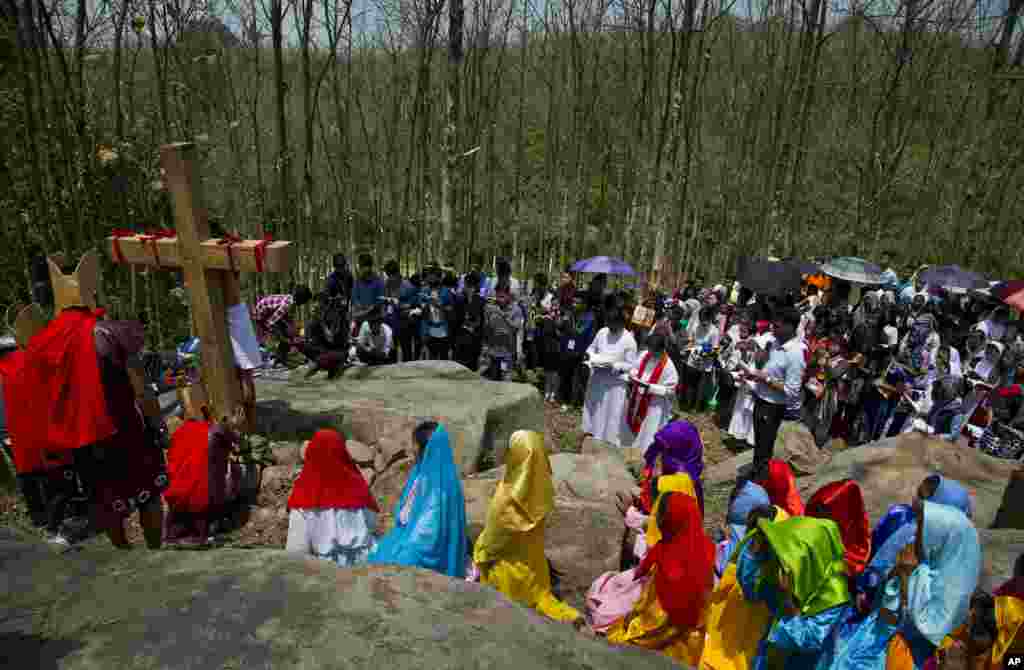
[0,312,78,544]
[753,458,805,517]
[805,478,871,578]
[163,382,242,547]
[25,252,167,549]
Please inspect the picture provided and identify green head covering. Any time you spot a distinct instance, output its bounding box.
[757,516,851,616]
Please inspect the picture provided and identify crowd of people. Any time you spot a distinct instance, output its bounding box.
[269,417,1013,670]
[3,249,1024,670]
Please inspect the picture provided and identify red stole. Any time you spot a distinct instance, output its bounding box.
[627,352,669,434]
[24,309,116,452]
[165,420,216,514]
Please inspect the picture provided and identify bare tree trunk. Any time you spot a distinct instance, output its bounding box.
[441,0,464,253]
[269,0,292,236]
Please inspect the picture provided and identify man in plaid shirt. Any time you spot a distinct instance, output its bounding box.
[252,286,312,366]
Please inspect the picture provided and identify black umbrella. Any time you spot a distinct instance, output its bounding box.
[781,257,821,276]
[736,256,803,297]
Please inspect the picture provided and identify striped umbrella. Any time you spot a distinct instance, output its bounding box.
[821,257,885,285]
[992,280,1024,311]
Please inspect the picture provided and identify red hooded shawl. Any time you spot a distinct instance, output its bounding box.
[164,420,238,515]
[806,479,871,576]
[287,430,379,511]
[24,309,116,452]
[760,459,805,517]
[635,492,715,629]
[0,350,70,473]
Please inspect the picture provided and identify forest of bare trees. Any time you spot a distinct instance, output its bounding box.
[1,0,1023,344]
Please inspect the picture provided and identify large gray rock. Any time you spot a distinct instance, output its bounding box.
[801,433,1019,527]
[0,529,677,670]
[704,420,830,485]
[979,529,1024,592]
[254,361,543,475]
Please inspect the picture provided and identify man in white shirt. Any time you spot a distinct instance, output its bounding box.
[742,308,806,468]
[356,307,393,366]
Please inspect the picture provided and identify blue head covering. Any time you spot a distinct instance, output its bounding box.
[716,481,770,576]
[906,501,981,646]
[368,425,467,578]
[870,504,916,562]
[929,475,973,519]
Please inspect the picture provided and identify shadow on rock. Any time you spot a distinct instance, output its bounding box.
[0,633,81,670]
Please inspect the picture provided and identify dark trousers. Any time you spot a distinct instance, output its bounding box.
[18,468,80,533]
[425,337,450,361]
[454,335,482,371]
[753,397,786,468]
[358,349,391,366]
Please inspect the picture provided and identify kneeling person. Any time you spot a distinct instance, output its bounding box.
[356,306,393,366]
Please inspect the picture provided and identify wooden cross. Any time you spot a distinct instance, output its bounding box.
[104,142,293,422]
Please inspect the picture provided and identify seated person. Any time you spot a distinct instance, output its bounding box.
[472,431,581,624]
[977,384,1024,460]
[701,505,784,670]
[355,306,394,366]
[367,422,467,577]
[285,429,378,566]
[605,492,715,665]
[163,382,243,547]
[750,517,853,670]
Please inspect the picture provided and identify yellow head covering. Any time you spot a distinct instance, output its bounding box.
[474,431,554,563]
[645,472,697,547]
[992,595,1024,666]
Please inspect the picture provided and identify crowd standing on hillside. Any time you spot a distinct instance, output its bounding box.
[3,251,1024,670]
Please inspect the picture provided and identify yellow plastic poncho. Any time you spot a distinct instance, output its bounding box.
[473,430,580,622]
[699,506,790,670]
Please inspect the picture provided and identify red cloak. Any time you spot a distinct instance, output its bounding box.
[0,350,69,473]
[635,492,715,629]
[806,478,871,576]
[164,420,219,515]
[24,309,116,452]
[287,430,379,511]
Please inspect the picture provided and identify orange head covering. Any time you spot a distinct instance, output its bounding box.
[637,492,715,629]
[287,430,379,511]
[806,479,871,576]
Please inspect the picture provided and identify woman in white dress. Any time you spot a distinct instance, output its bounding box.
[285,429,379,567]
[622,334,679,450]
[583,294,638,446]
[726,320,758,445]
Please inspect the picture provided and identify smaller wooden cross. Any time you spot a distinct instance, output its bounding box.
[105,142,293,422]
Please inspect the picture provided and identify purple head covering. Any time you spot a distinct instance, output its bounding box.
[644,420,705,511]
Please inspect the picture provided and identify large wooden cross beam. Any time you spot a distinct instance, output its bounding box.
[105,142,293,422]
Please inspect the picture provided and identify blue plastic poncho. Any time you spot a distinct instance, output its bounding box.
[717,481,771,577]
[368,426,468,578]
[929,475,973,519]
[869,505,915,562]
[906,500,981,646]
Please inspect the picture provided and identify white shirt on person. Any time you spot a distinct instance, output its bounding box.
[357,322,393,356]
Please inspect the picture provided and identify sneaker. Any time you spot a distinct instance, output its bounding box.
[47,533,70,548]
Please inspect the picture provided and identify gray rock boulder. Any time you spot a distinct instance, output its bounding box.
[801,433,1018,527]
[254,361,543,475]
[0,529,678,670]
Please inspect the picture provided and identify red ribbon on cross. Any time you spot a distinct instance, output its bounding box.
[138,229,177,267]
[254,233,273,273]
[217,233,243,272]
[110,229,136,264]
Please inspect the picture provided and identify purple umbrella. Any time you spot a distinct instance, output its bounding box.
[570,256,637,276]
